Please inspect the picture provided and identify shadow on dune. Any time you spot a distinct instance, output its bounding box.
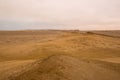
[10,55,120,80]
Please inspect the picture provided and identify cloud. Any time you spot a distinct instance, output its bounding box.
[0,0,120,30]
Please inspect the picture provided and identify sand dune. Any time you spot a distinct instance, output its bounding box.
[9,55,120,80]
[0,30,120,80]
[0,60,35,80]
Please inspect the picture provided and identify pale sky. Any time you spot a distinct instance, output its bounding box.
[0,0,120,30]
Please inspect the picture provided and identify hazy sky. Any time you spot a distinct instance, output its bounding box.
[0,0,120,30]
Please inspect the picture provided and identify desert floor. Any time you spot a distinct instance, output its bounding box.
[0,30,120,80]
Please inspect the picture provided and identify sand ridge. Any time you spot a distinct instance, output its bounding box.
[10,55,120,80]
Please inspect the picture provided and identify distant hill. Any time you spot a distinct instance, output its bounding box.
[91,30,120,38]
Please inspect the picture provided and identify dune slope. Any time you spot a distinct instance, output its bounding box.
[10,55,120,80]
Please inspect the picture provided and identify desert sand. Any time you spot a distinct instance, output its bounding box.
[0,30,120,80]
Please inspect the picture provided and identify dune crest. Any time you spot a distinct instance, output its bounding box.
[10,55,120,80]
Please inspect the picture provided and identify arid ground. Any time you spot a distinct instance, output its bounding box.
[0,30,120,80]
